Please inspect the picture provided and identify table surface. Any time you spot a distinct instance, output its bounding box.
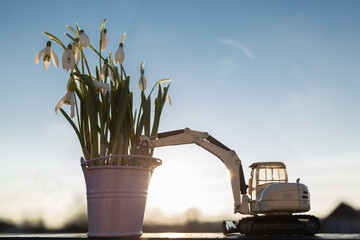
[0,233,360,240]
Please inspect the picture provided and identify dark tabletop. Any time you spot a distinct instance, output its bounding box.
[0,233,360,240]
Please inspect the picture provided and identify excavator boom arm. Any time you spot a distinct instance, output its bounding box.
[135,128,249,213]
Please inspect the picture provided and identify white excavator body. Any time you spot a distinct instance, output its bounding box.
[134,128,320,235]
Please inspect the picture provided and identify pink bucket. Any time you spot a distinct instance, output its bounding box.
[81,155,161,237]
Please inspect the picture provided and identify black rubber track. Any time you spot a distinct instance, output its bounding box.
[237,214,321,236]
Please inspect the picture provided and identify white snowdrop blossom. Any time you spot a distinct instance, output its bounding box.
[114,33,126,65]
[93,79,110,95]
[55,75,76,118]
[61,44,76,71]
[114,44,124,65]
[139,74,146,91]
[72,43,81,65]
[79,30,90,48]
[35,41,59,71]
[55,91,75,117]
[101,28,108,52]
[139,61,146,91]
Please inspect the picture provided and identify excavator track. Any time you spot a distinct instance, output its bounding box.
[223,215,320,236]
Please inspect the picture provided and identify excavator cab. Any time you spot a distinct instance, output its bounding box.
[247,161,311,215]
[248,162,288,201]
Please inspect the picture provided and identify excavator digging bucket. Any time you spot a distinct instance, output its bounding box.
[222,221,239,235]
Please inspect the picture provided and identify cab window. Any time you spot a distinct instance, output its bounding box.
[258,166,286,185]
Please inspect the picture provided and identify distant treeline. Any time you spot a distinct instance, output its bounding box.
[0,219,223,234]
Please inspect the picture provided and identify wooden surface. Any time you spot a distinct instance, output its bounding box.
[0,233,360,240]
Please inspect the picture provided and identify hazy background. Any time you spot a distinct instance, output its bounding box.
[0,0,359,229]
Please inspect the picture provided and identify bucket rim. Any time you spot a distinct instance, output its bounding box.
[84,165,155,171]
[80,154,162,168]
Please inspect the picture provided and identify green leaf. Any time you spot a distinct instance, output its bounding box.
[59,108,84,148]
[73,72,102,120]
[96,66,100,80]
[151,84,170,137]
[144,97,151,136]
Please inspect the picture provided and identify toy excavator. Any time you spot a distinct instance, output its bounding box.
[134,128,320,236]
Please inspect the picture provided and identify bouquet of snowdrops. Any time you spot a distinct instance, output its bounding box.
[35,19,171,166]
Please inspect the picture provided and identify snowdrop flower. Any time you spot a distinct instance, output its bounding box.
[55,75,76,118]
[35,41,59,71]
[114,43,124,65]
[55,91,75,118]
[93,79,110,95]
[101,28,108,52]
[139,61,146,91]
[61,44,76,72]
[79,30,90,48]
[114,33,126,65]
[71,43,81,65]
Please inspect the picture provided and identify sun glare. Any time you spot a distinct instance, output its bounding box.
[145,145,234,222]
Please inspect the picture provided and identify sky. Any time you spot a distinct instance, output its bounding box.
[0,0,359,229]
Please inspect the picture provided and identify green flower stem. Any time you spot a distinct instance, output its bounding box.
[76,23,81,33]
[78,47,91,76]
[99,18,107,70]
[120,64,127,78]
[89,45,107,62]
[42,32,66,50]
[103,91,111,149]
[64,33,76,43]
[99,39,102,70]
[148,79,171,97]
[66,25,80,38]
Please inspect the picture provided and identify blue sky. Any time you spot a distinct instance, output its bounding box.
[0,0,359,228]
